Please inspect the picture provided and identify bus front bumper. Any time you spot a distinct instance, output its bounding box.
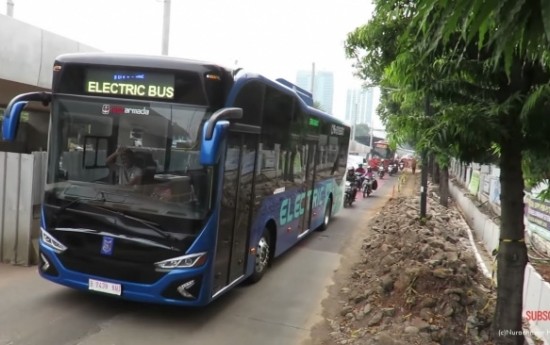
[38,244,210,307]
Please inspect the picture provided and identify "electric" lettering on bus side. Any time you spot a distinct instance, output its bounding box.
[279,185,329,226]
[86,81,175,99]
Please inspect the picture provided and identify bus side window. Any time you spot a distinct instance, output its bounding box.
[232,81,264,126]
[260,86,294,192]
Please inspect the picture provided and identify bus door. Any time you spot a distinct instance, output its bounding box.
[300,141,318,234]
[212,128,258,296]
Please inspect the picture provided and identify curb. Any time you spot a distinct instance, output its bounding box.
[449,180,549,345]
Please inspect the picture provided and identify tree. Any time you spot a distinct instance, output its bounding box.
[346,0,550,344]
[354,123,370,138]
[312,101,325,112]
[410,2,550,344]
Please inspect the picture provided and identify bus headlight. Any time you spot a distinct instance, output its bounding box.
[41,228,67,253]
[155,252,207,269]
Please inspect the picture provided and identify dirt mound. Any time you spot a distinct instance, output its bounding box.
[328,192,496,345]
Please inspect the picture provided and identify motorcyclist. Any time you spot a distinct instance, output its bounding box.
[346,167,357,183]
[355,163,366,175]
[361,165,377,196]
[366,166,374,179]
[346,167,358,200]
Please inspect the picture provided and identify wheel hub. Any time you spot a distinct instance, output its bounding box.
[255,236,269,273]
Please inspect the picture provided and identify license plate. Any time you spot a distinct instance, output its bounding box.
[88,278,122,296]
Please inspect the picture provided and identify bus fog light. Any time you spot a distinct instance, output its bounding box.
[40,253,50,271]
[177,280,196,298]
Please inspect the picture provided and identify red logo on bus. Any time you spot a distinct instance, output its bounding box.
[102,104,125,115]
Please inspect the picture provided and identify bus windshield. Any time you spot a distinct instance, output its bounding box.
[46,95,213,221]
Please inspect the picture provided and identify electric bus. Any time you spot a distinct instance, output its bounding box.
[1,53,351,306]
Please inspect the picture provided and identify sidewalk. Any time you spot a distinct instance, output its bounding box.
[448,177,550,345]
[310,171,496,345]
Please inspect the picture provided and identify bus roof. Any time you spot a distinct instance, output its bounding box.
[54,52,234,76]
[228,72,349,128]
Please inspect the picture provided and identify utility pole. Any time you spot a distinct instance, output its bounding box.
[351,100,358,142]
[7,0,14,17]
[368,106,375,159]
[310,62,316,94]
[161,0,171,55]
[420,93,430,218]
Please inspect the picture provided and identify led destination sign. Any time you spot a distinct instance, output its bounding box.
[85,68,175,99]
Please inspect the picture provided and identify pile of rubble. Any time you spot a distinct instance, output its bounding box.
[327,192,496,345]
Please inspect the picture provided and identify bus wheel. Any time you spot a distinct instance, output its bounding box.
[318,198,332,231]
[247,229,271,284]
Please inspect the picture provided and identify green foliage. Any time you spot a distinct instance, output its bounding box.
[354,123,370,137]
[346,0,550,190]
[346,0,550,340]
[312,101,325,112]
[413,0,550,73]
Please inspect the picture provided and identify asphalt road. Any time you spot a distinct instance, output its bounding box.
[0,174,399,345]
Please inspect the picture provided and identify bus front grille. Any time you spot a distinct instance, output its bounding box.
[58,252,166,284]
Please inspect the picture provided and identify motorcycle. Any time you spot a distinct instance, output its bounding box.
[354,172,366,189]
[388,164,395,176]
[399,161,405,171]
[344,180,357,207]
[388,163,398,176]
[362,173,378,197]
[378,165,385,179]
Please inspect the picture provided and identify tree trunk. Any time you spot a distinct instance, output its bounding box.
[433,161,440,184]
[439,165,449,207]
[492,130,528,345]
[428,153,434,180]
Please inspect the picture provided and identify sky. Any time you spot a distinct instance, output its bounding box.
[2,0,384,133]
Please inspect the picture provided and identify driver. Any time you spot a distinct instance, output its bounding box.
[355,163,366,175]
[346,167,356,181]
[106,147,143,186]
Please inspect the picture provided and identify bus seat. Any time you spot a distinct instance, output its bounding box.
[133,151,157,184]
[170,176,196,202]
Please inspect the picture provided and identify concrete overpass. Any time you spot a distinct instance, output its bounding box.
[0,14,99,109]
[0,14,100,153]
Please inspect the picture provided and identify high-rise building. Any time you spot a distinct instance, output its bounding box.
[345,88,374,125]
[295,70,334,114]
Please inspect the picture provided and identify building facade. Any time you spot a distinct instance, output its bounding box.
[295,70,334,114]
[345,88,374,125]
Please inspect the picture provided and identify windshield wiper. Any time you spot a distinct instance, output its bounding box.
[54,190,177,242]
[59,199,175,242]
[106,207,176,242]
[55,193,106,216]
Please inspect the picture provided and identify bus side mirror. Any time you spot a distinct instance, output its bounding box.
[204,108,242,141]
[2,91,51,141]
[200,121,229,165]
[2,101,27,141]
[200,107,243,166]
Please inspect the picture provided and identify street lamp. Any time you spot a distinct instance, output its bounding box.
[161,0,171,55]
[6,0,14,16]
[351,100,358,142]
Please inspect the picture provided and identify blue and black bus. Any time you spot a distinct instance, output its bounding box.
[2,53,351,306]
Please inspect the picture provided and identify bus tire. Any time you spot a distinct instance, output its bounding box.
[318,198,332,232]
[246,228,271,284]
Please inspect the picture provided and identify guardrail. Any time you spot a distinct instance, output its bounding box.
[0,151,46,266]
